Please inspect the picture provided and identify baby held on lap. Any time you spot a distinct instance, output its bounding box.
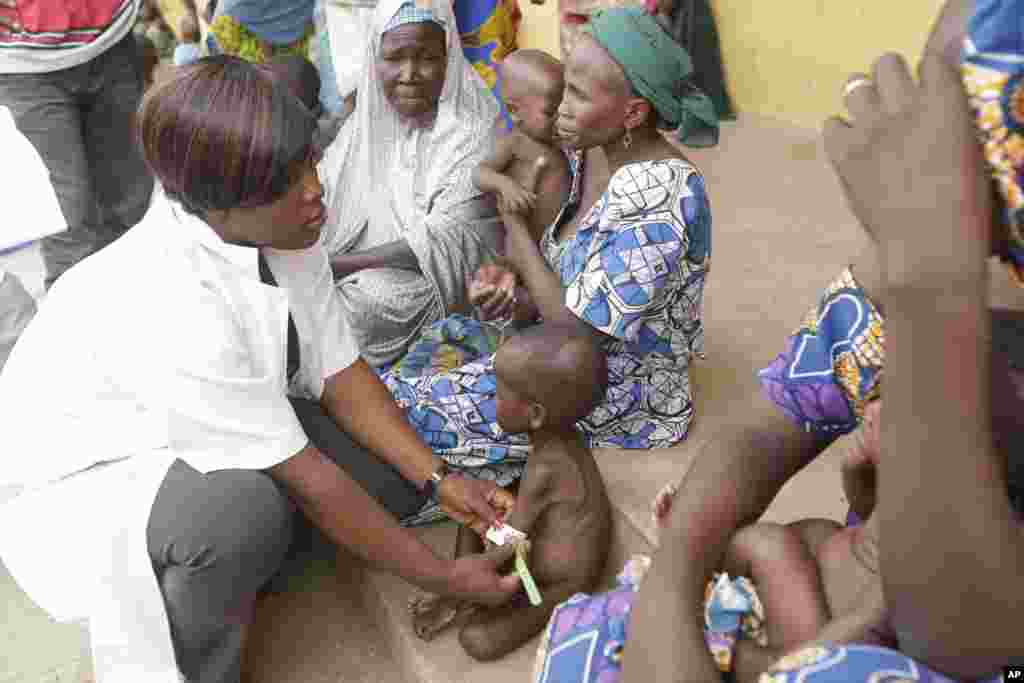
[409,323,612,661]
[473,49,571,243]
[655,401,890,681]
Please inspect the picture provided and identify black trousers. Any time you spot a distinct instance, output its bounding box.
[146,398,427,682]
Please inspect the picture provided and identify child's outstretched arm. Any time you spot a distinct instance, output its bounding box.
[473,136,536,214]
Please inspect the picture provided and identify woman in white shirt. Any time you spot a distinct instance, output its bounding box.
[0,56,517,683]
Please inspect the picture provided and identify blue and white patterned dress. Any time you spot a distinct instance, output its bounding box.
[383,152,712,522]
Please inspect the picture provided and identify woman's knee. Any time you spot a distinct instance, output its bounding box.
[204,468,295,567]
[154,466,295,640]
[150,463,295,580]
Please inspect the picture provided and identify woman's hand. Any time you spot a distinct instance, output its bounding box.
[445,543,521,606]
[468,262,518,320]
[823,52,992,289]
[437,475,515,536]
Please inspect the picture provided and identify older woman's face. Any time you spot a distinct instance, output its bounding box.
[376,22,447,120]
[556,34,631,150]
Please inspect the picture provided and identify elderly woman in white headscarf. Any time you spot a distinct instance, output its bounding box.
[319,0,503,367]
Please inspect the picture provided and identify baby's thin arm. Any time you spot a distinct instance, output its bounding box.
[473,135,519,195]
[503,460,555,535]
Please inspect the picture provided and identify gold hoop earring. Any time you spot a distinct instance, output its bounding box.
[623,128,633,149]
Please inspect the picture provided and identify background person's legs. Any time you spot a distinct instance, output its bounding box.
[147,459,295,683]
[0,70,97,287]
[82,33,154,255]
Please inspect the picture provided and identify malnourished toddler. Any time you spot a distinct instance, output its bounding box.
[410,323,612,661]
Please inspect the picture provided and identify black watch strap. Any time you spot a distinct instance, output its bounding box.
[421,463,450,502]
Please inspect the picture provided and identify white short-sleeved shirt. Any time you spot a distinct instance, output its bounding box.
[0,189,359,682]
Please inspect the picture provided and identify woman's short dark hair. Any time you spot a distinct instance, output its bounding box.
[264,55,322,114]
[138,55,317,217]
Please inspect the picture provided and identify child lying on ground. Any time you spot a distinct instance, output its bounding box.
[409,323,612,661]
[473,49,570,244]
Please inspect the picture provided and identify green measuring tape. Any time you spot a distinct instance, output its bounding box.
[515,541,543,606]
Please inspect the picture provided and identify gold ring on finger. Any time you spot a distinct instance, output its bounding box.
[843,77,874,99]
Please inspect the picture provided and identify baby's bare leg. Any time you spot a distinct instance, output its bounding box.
[724,521,838,651]
[409,526,482,640]
[458,580,580,662]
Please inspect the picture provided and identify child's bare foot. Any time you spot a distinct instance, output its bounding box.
[651,479,680,543]
[408,593,476,641]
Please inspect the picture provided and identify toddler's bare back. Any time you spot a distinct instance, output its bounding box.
[522,438,611,589]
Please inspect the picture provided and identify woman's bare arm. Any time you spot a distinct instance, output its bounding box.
[881,281,1024,678]
[330,239,421,280]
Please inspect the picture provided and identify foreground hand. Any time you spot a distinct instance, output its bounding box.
[468,262,517,320]
[823,52,992,287]
[438,476,516,536]
[446,543,521,607]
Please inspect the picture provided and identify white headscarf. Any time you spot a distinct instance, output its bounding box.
[320,0,500,255]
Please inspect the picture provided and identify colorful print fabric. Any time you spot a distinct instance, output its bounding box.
[962,0,1024,285]
[208,14,313,63]
[703,573,767,673]
[760,645,1000,683]
[758,268,884,437]
[534,567,1003,683]
[454,0,521,128]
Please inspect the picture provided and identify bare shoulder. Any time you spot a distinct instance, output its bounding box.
[522,442,575,492]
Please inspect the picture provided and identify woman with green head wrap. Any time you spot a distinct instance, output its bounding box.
[564,5,719,150]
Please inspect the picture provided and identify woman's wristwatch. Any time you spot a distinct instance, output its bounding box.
[421,462,451,503]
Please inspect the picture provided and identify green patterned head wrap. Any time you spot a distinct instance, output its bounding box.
[582,6,719,147]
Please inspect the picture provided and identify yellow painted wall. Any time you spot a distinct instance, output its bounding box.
[518,0,563,56]
[517,0,944,130]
